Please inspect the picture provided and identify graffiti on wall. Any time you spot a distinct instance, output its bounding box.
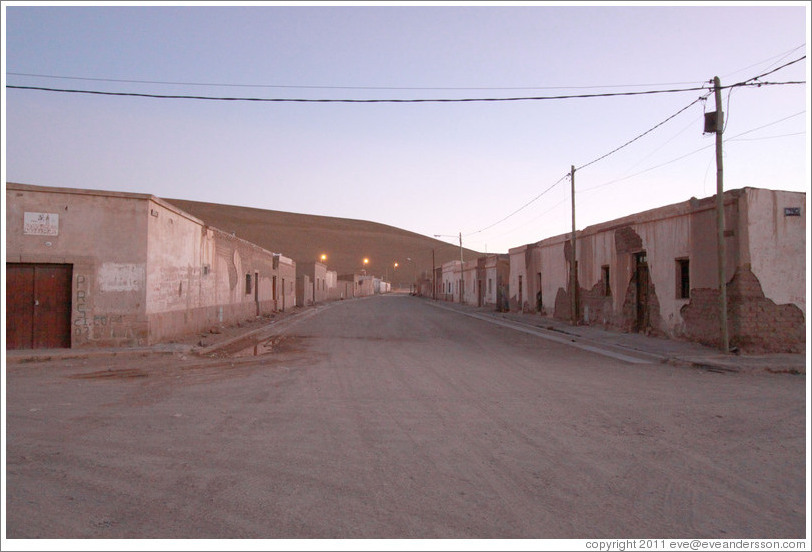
[98,263,144,292]
[74,274,89,338]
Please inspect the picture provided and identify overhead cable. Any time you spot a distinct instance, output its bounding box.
[464,174,569,237]
[6,83,715,103]
[575,95,709,172]
[4,71,718,91]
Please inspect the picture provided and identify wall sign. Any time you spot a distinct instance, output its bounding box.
[784,207,801,217]
[23,212,59,235]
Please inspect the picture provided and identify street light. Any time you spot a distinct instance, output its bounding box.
[362,257,369,275]
[386,261,398,283]
[320,253,327,263]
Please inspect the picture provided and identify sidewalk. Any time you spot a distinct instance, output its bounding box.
[425,298,807,375]
[4,303,327,365]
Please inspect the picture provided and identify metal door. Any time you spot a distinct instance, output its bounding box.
[6,263,72,349]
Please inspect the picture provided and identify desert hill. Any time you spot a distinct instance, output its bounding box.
[163,198,481,288]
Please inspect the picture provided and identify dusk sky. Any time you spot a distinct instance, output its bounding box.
[3,2,809,255]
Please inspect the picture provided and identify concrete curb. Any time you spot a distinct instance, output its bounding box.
[193,304,331,356]
[5,343,194,364]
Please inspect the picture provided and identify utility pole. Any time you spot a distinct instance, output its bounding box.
[459,231,464,303]
[570,165,578,325]
[432,248,436,301]
[713,76,730,353]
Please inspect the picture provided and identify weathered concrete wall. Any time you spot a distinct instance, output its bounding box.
[533,235,569,321]
[740,188,806,315]
[296,274,313,307]
[6,183,150,347]
[275,255,297,311]
[144,199,280,344]
[508,245,528,312]
[462,260,478,306]
[337,273,374,298]
[439,261,461,302]
[482,254,510,311]
[328,279,353,301]
[297,261,328,304]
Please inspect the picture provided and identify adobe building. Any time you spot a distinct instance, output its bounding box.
[510,187,806,353]
[296,261,328,306]
[481,254,510,310]
[337,273,374,298]
[462,259,478,306]
[6,182,297,349]
[439,260,462,302]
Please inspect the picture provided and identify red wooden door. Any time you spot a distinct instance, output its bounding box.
[6,264,35,349]
[6,264,72,349]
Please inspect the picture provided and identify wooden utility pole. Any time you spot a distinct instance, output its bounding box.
[570,165,578,325]
[713,76,729,353]
[432,248,436,301]
[459,231,464,303]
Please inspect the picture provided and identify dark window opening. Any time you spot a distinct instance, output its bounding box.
[245,273,252,295]
[602,265,611,296]
[677,259,690,299]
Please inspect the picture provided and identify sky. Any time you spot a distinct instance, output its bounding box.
[2,1,809,255]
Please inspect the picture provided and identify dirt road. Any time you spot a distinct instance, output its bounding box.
[5,295,806,539]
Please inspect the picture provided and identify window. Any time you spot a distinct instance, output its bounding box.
[601,265,611,296]
[676,258,690,299]
[245,273,252,295]
[488,278,492,295]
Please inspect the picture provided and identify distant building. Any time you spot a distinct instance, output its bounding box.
[481,254,510,309]
[338,273,374,298]
[6,182,297,349]
[439,260,462,302]
[297,261,328,306]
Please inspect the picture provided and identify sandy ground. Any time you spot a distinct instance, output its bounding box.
[4,295,806,540]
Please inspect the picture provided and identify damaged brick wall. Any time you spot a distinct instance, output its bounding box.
[580,280,614,327]
[619,270,662,336]
[680,265,805,353]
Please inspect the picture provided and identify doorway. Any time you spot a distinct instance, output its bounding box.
[635,252,650,333]
[6,263,73,349]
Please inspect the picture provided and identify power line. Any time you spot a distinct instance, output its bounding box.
[575,95,709,172]
[727,131,805,142]
[578,110,806,194]
[6,56,804,103]
[466,70,805,238]
[721,43,806,80]
[6,83,717,103]
[464,174,569,237]
[4,71,714,91]
[569,55,807,172]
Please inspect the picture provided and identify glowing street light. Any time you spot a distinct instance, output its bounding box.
[320,253,327,262]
